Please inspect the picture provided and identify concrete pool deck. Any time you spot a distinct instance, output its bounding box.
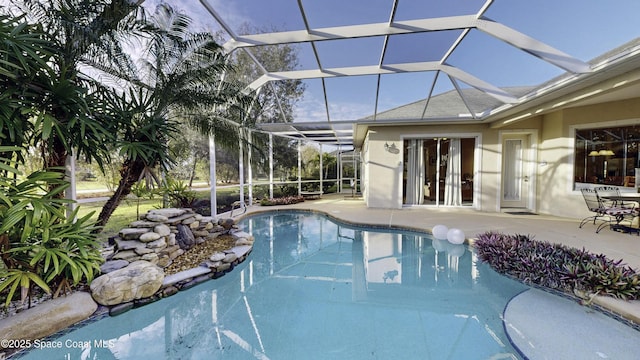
[236,194,640,326]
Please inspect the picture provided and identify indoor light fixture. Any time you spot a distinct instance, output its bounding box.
[588,149,615,156]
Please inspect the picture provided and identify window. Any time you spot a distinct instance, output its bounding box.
[574,125,640,188]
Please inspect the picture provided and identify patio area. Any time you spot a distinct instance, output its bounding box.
[237,193,640,326]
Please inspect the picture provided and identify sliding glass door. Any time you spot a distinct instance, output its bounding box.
[403,137,475,206]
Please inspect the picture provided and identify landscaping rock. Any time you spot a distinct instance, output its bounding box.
[162,286,179,297]
[162,267,211,287]
[230,245,252,259]
[0,292,97,343]
[210,252,226,261]
[157,256,171,268]
[100,260,130,274]
[148,208,187,218]
[146,213,169,222]
[169,248,184,260]
[112,250,140,261]
[235,238,253,246]
[223,253,238,263]
[207,232,221,241]
[176,224,196,250]
[139,232,162,242]
[192,230,209,237]
[218,218,235,231]
[154,224,171,237]
[167,233,177,246]
[166,213,197,225]
[119,228,150,240]
[146,237,167,249]
[134,247,155,255]
[182,217,197,225]
[129,220,160,228]
[109,302,134,316]
[90,261,164,306]
[92,208,254,313]
[141,253,159,263]
[115,238,148,251]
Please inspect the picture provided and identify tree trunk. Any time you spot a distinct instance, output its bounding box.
[94,158,146,231]
[42,137,69,198]
[188,156,198,188]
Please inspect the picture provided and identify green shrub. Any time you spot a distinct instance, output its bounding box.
[475,232,640,300]
[160,178,197,208]
[260,195,305,206]
[0,149,103,307]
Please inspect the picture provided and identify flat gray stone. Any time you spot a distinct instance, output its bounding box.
[129,220,160,228]
[146,213,169,222]
[100,260,130,273]
[230,245,252,258]
[192,230,209,237]
[119,228,150,240]
[223,253,238,263]
[148,208,188,218]
[200,216,216,224]
[182,217,197,225]
[112,250,140,261]
[206,232,221,241]
[210,252,226,261]
[141,253,159,263]
[162,267,211,287]
[134,247,155,255]
[115,238,147,251]
[166,213,197,225]
[0,292,97,341]
[154,224,171,237]
[235,238,253,246]
[146,237,167,249]
[231,230,250,238]
[139,232,162,242]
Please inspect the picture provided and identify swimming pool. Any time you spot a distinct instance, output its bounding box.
[16,211,639,359]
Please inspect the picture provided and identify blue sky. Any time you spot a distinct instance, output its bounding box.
[148,0,640,123]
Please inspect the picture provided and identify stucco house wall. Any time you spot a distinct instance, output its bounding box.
[360,96,640,219]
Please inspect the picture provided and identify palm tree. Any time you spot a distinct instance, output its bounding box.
[4,0,145,173]
[0,13,104,304]
[0,13,54,165]
[92,4,255,228]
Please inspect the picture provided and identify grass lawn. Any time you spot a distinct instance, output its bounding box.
[74,183,265,241]
[77,198,164,241]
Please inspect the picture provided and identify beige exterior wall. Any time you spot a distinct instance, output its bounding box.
[363,128,403,208]
[361,97,640,219]
[363,124,490,210]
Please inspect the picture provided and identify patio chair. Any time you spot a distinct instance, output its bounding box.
[592,187,637,233]
[594,186,635,209]
[579,188,608,229]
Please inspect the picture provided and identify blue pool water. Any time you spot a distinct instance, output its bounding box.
[21,211,535,359]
